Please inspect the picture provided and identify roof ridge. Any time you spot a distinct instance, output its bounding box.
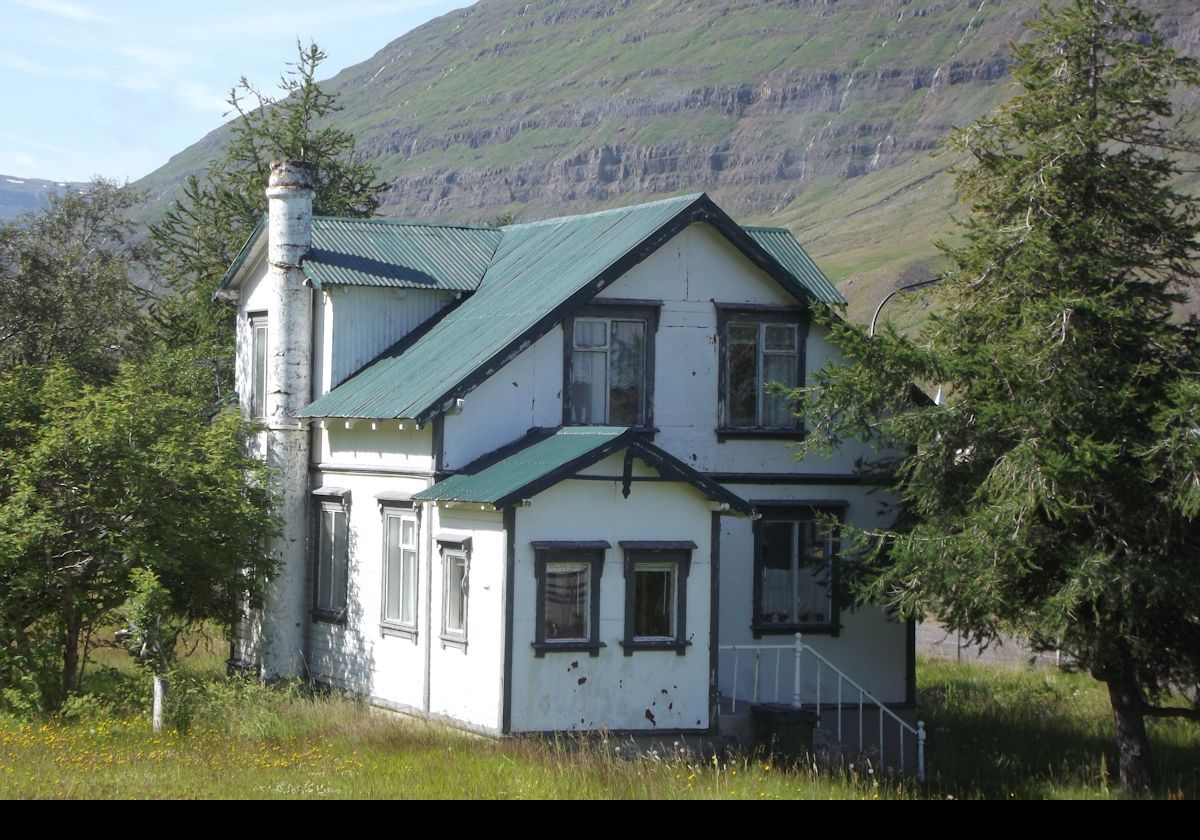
[501,192,705,230]
[312,215,498,232]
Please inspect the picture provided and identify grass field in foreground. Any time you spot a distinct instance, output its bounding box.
[1,656,1196,799]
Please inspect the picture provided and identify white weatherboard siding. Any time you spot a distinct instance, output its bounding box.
[440,325,564,471]
[327,287,455,393]
[441,222,879,476]
[427,506,507,732]
[717,483,908,706]
[237,196,910,736]
[305,471,431,712]
[509,457,719,733]
[314,424,436,475]
[595,223,881,474]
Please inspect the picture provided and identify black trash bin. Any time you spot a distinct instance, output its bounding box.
[751,703,818,761]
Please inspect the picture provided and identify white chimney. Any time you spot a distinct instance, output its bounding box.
[260,159,315,681]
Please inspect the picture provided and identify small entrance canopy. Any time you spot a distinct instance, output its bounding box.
[414,426,752,515]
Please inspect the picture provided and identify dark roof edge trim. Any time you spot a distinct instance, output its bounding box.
[412,195,808,425]
[216,215,268,293]
[476,430,752,516]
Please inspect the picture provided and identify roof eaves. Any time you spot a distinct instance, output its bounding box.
[298,291,473,419]
[216,215,268,293]
[689,201,818,306]
[410,195,715,425]
[487,431,635,508]
[623,438,754,516]
[415,426,752,516]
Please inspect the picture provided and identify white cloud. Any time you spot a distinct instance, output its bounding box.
[176,81,232,116]
[117,44,198,73]
[0,53,52,75]
[12,0,108,23]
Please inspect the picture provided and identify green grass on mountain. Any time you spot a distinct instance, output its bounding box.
[132,0,1199,317]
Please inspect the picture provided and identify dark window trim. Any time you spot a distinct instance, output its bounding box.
[621,542,693,655]
[715,304,810,434]
[311,496,350,625]
[562,301,660,430]
[751,503,842,638]
[716,428,809,442]
[532,541,609,657]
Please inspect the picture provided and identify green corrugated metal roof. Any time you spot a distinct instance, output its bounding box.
[300,193,705,421]
[744,227,844,305]
[298,193,842,422]
[303,218,501,291]
[412,426,752,514]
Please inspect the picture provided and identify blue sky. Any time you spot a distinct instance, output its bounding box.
[0,0,467,183]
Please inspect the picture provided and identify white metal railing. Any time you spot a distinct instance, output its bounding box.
[719,633,926,782]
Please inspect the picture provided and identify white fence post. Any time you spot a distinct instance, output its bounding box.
[917,720,926,783]
[792,632,803,708]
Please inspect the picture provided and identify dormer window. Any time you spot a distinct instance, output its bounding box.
[563,303,659,428]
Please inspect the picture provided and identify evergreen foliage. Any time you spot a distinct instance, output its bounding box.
[147,41,383,366]
[799,0,1200,791]
[0,179,144,377]
[0,351,276,711]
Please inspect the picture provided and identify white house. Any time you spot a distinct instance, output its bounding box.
[218,161,915,747]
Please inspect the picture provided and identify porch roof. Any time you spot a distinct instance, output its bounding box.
[413,426,753,514]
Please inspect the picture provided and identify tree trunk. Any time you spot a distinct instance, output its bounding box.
[152,673,168,733]
[1105,666,1153,793]
[61,594,81,702]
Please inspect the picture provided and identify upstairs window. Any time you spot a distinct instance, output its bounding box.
[249,313,268,419]
[717,307,808,435]
[564,304,659,428]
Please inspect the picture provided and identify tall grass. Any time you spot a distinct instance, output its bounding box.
[1,654,1196,799]
[919,659,1199,799]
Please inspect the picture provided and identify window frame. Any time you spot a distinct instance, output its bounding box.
[438,536,472,650]
[715,305,810,439]
[751,502,844,638]
[380,499,419,639]
[562,302,660,430]
[312,492,350,624]
[530,541,609,657]
[248,311,269,420]
[620,541,696,655]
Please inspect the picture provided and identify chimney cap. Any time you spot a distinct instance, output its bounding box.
[269,160,317,190]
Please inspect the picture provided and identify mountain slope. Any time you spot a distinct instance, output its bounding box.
[0,176,86,222]
[136,0,1200,319]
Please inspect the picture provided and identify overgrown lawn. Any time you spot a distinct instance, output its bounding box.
[1,656,1196,799]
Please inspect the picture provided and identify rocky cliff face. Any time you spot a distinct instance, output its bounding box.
[325,0,1042,222]
[137,0,1200,313]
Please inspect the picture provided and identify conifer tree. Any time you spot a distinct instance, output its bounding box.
[148,42,383,371]
[800,0,1200,791]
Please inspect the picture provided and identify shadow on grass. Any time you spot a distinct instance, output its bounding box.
[918,659,1200,799]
